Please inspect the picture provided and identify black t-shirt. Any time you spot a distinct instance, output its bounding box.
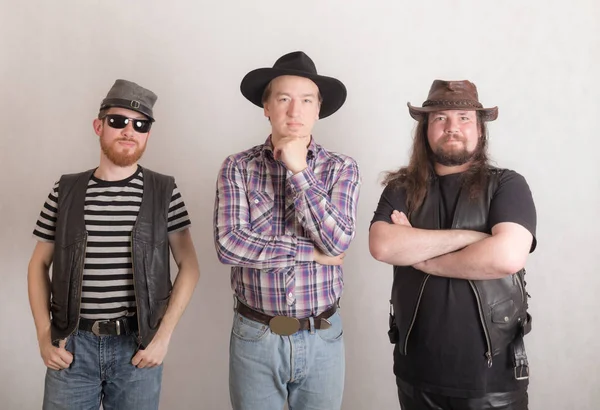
[370,170,537,398]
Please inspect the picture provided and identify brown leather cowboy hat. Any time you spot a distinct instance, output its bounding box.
[240,51,347,119]
[408,80,498,122]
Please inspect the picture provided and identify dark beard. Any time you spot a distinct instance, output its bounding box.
[100,138,146,167]
[432,146,475,166]
[432,137,479,166]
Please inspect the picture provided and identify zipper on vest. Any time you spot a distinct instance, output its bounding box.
[516,271,526,304]
[469,280,493,368]
[70,232,88,338]
[130,232,142,345]
[403,274,430,355]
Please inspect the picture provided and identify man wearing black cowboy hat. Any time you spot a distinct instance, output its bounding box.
[28,79,200,409]
[369,80,537,409]
[214,51,361,410]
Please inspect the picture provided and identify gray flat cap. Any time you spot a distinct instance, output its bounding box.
[100,79,158,121]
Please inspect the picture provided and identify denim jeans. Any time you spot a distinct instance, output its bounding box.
[43,329,162,410]
[229,310,345,410]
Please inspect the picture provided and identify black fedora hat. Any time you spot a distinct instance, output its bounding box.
[240,51,347,119]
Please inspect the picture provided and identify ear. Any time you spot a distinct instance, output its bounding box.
[93,118,103,137]
[263,103,270,119]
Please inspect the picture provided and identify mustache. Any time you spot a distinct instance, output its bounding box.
[114,138,138,145]
[442,134,466,143]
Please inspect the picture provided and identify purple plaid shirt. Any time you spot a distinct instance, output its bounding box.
[214,137,361,317]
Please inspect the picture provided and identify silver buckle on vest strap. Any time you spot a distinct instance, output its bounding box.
[514,363,529,380]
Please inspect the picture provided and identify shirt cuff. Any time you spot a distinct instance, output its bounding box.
[295,236,314,262]
[287,167,318,197]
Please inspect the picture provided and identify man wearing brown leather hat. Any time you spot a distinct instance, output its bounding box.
[28,79,200,409]
[369,80,537,409]
[214,51,361,410]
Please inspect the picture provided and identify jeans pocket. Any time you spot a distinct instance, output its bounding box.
[316,312,344,342]
[231,313,270,342]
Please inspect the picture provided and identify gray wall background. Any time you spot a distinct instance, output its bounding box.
[1,1,598,409]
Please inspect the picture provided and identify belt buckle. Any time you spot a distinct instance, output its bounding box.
[91,320,121,336]
[269,316,300,336]
[514,364,530,380]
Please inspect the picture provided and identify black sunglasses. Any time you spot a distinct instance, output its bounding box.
[103,114,152,133]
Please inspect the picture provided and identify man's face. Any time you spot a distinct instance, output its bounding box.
[427,110,481,166]
[93,107,151,167]
[263,75,321,142]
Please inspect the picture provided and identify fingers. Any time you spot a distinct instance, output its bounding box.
[131,352,143,367]
[391,210,411,226]
[131,352,161,369]
[45,349,71,370]
[57,348,74,365]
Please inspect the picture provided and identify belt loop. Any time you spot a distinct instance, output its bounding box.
[309,316,315,335]
[233,295,238,311]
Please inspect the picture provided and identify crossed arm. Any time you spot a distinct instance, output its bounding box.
[369,210,533,280]
[214,156,359,268]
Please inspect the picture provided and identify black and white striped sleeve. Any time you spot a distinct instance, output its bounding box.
[33,181,59,242]
[167,182,191,233]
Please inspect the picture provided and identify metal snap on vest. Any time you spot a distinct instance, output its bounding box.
[504,316,509,322]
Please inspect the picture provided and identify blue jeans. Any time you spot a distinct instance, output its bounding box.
[229,310,345,410]
[43,329,162,410]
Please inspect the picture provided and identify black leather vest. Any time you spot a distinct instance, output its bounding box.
[50,167,174,347]
[391,168,530,367]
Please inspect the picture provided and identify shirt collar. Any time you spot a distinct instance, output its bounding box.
[261,135,318,160]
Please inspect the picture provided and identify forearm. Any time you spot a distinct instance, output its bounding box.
[155,263,199,340]
[27,264,52,343]
[287,165,360,256]
[369,222,489,266]
[417,236,520,279]
[215,228,314,268]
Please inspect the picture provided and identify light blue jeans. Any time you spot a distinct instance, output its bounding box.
[229,310,345,410]
[43,329,162,410]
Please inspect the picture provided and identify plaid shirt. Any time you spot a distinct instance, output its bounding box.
[214,137,361,317]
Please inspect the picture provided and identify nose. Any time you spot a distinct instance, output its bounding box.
[287,99,300,118]
[444,116,459,134]
[121,120,136,138]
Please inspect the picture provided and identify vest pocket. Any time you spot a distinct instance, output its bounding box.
[142,242,172,330]
[50,246,77,330]
[490,298,519,351]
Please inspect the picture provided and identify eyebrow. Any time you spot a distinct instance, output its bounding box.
[274,92,317,98]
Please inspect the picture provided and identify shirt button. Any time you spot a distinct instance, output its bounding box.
[288,292,293,298]
[254,199,260,204]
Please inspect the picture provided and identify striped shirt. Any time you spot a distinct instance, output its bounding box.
[33,167,191,320]
[214,137,361,318]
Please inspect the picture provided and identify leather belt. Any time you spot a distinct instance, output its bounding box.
[79,316,138,336]
[236,302,337,336]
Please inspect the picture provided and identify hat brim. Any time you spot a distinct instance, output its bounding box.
[407,103,498,122]
[100,100,155,122]
[241,68,347,119]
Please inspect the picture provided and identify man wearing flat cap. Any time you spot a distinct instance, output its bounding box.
[213,51,361,410]
[28,79,200,409]
[369,80,537,409]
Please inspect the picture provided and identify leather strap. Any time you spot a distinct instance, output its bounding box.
[236,302,337,332]
[512,314,532,380]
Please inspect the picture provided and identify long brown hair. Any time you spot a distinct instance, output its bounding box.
[382,111,491,215]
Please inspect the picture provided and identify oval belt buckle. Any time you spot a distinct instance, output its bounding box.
[269,316,300,336]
